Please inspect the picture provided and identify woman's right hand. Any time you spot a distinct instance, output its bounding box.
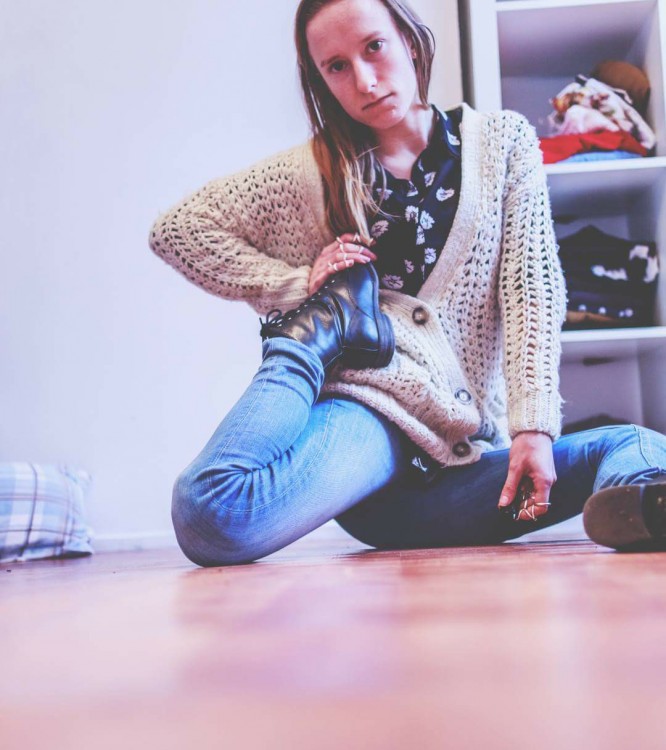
[308,232,378,295]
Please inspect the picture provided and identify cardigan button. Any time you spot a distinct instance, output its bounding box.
[452,441,471,458]
[412,307,428,325]
[455,388,472,405]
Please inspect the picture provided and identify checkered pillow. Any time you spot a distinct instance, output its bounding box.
[0,463,94,562]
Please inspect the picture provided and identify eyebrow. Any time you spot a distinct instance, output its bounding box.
[319,31,382,68]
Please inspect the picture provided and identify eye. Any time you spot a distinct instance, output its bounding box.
[368,39,385,53]
[328,60,346,74]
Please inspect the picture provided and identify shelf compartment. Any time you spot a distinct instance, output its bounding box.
[546,157,666,215]
[461,0,666,434]
[561,325,666,362]
[560,356,645,425]
[497,0,655,77]
[545,162,666,329]
[495,0,665,153]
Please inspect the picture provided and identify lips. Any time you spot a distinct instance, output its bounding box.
[363,93,393,110]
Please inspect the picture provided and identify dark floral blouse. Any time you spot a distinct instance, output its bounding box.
[369,104,462,296]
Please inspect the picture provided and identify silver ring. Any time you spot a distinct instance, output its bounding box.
[353,232,361,244]
[336,236,344,251]
[328,261,336,272]
[517,506,537,521]
[342,252,348,261]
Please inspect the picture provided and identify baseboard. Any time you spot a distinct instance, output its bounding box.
[89,516,588,554]
[92,530,178,553]
[91,522,343,554]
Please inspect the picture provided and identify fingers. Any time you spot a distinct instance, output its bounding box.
[513,479,554,523]
[332,251,369,268]
[334,236,378,262]
[527,479,553,519]
[308,232,378,295]
[498,466,522,509]
[498,433,557,523]
[307,256,355,295]
[339,231,376,248]
[499,467,555,523]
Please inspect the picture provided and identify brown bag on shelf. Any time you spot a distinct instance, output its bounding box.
[591,60,651,115]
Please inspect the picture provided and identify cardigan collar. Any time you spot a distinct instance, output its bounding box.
[417,101,483,305]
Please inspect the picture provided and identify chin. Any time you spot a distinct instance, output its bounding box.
[365,102,409,129]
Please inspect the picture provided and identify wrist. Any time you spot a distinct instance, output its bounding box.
[513,430,553,442]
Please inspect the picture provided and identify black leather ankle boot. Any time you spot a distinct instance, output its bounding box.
[259,263,395,370]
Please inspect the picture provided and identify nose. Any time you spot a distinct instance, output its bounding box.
[353,60,377,94]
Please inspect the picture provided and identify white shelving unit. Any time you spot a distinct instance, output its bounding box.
[459,0,666,434]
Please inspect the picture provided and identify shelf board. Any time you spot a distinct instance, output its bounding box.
[497,0,650,12]
[545,156,666,176]
[544,157,666,216]
[561,326,666,362]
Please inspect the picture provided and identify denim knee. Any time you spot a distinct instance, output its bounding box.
[595,423,650,458]
[171,464,264,567]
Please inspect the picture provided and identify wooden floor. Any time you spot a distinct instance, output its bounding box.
[2,523,666,750]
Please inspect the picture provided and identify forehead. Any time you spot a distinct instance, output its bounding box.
[306,0,397,56]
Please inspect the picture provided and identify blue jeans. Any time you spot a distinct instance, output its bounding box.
[172,338,666,566]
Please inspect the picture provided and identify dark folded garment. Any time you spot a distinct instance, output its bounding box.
[557,225,659,329]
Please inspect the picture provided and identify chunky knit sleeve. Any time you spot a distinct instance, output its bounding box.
[498,112,567,440]
[149,146,321,316]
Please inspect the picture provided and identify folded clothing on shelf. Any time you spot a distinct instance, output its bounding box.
[540,69,657,163]
[540,129,647,164]
[549,74,656,149]
[560,149,643,164]
[557,225,659,329]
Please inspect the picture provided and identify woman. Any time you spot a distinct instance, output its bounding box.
[150,0,666,566]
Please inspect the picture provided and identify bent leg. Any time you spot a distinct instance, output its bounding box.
[172,337,408,566]
[336,424,666,549]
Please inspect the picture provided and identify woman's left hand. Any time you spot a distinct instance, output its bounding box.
[498,431,557,521]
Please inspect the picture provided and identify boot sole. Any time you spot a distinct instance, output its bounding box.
[583,483,666,550]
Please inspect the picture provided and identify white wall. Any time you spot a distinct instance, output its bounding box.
[0,0,462,549]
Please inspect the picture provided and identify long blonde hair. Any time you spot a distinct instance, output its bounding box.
[294,0,435,239]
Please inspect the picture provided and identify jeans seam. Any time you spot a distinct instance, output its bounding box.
[636,424,665,473]
[213,396,338,515]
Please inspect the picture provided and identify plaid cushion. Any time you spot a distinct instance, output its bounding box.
[0,463,93,562]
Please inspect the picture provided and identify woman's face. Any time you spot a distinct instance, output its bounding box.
[305,0,420,132]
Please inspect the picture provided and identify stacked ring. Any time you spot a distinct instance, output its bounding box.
[518,505,537,522]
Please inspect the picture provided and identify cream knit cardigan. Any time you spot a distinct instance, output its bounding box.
[150,103,567,467]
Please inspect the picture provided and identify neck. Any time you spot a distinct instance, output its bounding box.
[373,102,435,162]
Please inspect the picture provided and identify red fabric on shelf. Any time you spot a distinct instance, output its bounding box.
[538,129,648,164]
